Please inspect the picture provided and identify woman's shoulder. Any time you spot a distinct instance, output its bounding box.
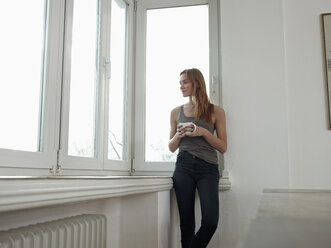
[171,105,181,113]
[212,105,226,119]
[170,106,182,119]
[213,105,225,113]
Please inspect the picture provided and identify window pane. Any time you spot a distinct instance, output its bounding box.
[0,1,46,152]
[68,0,99,157]
[145,5,209,162]
[108,0,128,160]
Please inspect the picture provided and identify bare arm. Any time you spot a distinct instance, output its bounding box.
[185,106,227,153]
[168,107,182,153]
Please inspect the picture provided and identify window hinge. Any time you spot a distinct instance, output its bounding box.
[49,165,56,175]
[129,158,136,175]
[53,149,62,174]
[134,0,137,12]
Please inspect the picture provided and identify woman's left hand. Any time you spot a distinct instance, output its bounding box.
[184,126,206,137]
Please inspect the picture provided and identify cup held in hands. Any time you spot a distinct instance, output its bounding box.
[178,122,197,134]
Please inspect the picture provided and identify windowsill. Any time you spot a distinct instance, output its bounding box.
[0,174,231,213]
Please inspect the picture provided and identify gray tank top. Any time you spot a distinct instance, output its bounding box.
[178,105,218,164]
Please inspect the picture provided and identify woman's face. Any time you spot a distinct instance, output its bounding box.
[179,73,193,97]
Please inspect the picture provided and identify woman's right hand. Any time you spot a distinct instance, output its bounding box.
[177,123,196,137]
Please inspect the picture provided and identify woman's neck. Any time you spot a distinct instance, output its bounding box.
[188,97,195,106]
[184,101,196,117]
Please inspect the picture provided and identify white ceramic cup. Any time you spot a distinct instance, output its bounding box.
[178,122,197,134]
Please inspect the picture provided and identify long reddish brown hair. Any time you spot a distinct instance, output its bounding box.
[180,68,214,123]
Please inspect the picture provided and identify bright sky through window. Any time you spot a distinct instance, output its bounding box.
[0,1,45,152]
[68,0,99,157]
[108,0,128,161]
[145,5,209,162]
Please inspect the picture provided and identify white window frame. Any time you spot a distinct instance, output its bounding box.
[59,0,134,174]
[133,0,220,174]
[59,0,103,171]
[0,0,65,175]
[103,0,134,172]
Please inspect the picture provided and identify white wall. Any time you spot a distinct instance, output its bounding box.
[219,0,331,247]
[220,0,290,247]
[283,0,331,189]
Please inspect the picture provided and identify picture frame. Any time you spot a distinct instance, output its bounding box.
[322,13,331,129]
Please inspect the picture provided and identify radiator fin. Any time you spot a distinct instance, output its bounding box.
[0,214,106,248]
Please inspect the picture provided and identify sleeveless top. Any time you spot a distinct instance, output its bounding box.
[178,105,218,164]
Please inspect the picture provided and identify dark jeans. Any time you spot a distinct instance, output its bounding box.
[172,151,220,248]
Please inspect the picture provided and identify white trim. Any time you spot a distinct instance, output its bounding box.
[58,152,103,171]
[59,0,75,167]
[45,0,66,170]
[0,177,172,213]
[135,0,209,9]
[0,175,230,213]
[0,149,55,169]
[263,189,331,194]
[102,0,113,170]
[208,0,220,105]
[104,159,131,171]
[134,0,147,171]
[96,0,107,173]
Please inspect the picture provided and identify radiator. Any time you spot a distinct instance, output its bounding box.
[0,214,106,248]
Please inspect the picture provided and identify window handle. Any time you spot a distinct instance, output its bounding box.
[105,58,111,79]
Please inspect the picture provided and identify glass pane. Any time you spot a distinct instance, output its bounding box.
[108,0,128,160]
[0,1,46,152]
[68,0,99,157]
[145,5,209,162]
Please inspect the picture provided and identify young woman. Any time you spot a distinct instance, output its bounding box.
[169,68,227,248]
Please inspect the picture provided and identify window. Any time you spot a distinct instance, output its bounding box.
[0,0,220,176]
[0,1,46,152]
[0,0,60,172]
[59,0,132,171]
[135,0,220,173]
